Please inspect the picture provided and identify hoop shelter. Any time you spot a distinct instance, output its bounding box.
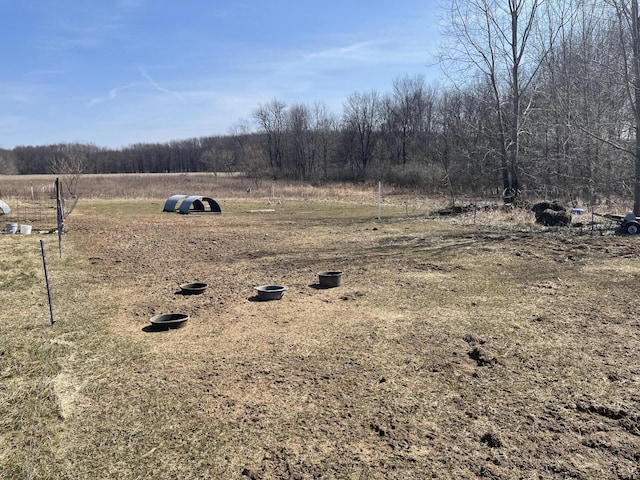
[0,199,11,215]
[179,195,221,214]
[163,194,221,214]
[163,194,188,212]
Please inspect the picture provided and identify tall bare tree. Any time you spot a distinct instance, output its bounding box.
[310,102,338,181]
[605,0,640,213]
[286,103,315,180]
[386,74,430,166]
[342,91,383,182]
[526,0,626,202]
[46,143,86,198]
[441,0,553,203]
[253,99,287,179]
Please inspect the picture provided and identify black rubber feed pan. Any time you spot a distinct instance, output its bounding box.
[318,271,343,288]
[150,313,189,330]
[180,282,208,295]
[254,285,287,301]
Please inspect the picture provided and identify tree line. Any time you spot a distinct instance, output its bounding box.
[1,0,638,207]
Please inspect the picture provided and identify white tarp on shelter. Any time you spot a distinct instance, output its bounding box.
[0,199,11,215]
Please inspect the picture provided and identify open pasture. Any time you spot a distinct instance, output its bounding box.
[1,175,639,479]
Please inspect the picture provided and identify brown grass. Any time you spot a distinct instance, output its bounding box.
[1,173,404,202]
[1,175,639,479]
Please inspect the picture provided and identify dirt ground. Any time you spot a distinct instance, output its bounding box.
[4,192,639,479]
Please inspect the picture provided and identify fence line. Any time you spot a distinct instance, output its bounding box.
[1,191,58,230]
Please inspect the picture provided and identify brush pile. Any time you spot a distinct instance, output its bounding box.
[532,201,572,226]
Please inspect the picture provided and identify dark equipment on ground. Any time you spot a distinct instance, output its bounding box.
[593,212,640,235]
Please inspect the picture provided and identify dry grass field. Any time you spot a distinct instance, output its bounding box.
[1,174,639,479]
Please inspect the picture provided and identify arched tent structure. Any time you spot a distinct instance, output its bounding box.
[0,199,11,215]
[179,195,221,214]
[163,194,221,214]
[163,194,188,212]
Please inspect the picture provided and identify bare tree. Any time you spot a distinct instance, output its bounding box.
[46,144,86,198]
[604,0,640,213]
[527,0,625,201]
[226,119,254,174]
[0,148,18,174]
[242,143,269,188]
[310,102,338,181]
[342,91,383,182]
[386,74,430,166]
[286,103,315,180]
[435,90,463,203]
[441,0,554,203]
[253,99,287,179]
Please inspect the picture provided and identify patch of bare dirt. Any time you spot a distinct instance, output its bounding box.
[63,201,640,479]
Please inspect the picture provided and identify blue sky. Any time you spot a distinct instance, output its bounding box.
[0,1,443,149]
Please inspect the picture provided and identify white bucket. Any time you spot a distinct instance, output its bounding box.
[20,224,32,235]
[6,222,18,234]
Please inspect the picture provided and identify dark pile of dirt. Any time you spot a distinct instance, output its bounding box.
[532,200,572,226]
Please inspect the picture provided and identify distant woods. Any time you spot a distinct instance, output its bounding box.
[2,0,639,205]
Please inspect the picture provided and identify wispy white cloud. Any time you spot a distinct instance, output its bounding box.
[0,82,43,107]
[138,67,184,100]
[304,42,377,62]
[248,35,436,104]
[87,82,140,108]
[1,1,443,148]
[87,68,185,108]
[304,38,435,66]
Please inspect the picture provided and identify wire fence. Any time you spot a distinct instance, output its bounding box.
[1,190,58,232]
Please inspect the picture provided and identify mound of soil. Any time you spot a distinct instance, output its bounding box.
[532,200,572,226]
